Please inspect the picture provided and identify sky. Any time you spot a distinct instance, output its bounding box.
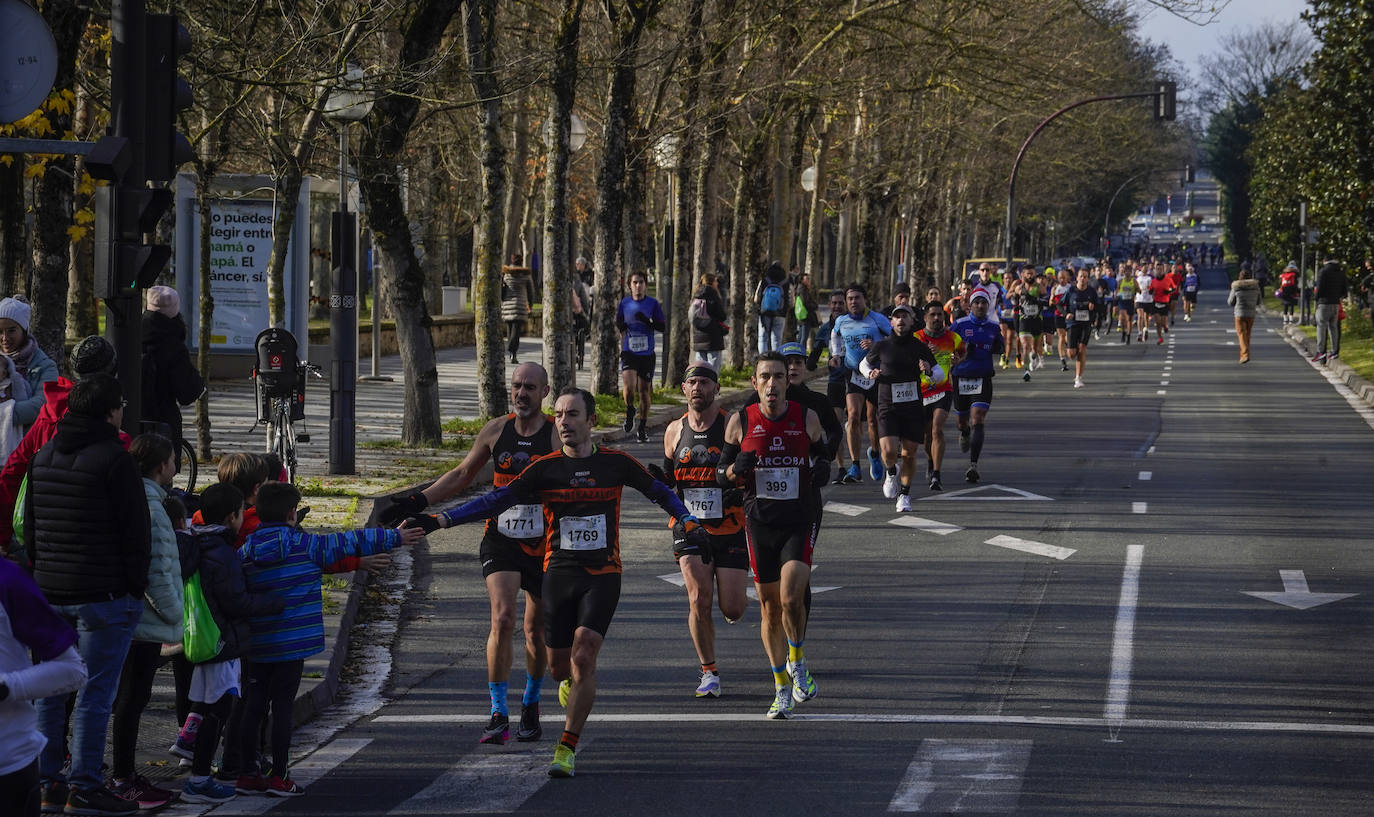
[1135,0,1313,87]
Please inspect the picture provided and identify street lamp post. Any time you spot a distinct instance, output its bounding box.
[323,65,372,474]
[653,134,678,386]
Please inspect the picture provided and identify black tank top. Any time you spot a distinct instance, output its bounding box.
[670,410,743,534]
[485,415,556,551]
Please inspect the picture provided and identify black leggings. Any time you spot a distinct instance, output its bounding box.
[506,320,525,356]
[111,641,164,779]
[0,760,39,817]
[238,660,303,779]
[191,694,233,778]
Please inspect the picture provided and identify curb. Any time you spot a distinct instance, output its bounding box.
[1279,323,1374,408]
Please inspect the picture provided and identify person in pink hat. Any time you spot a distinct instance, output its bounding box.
[141,287,204,449]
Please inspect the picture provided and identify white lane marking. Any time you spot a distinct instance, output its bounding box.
[1160,380,1169,386]
[888,516,962,536]
[1156,390,1167,395]
[1105,545,1145,733]
[921,483,1054,501]
[1146,445,1156,455]
[371,712,1374,736]
[1132,502,1147,514]
[888,739,1032,813]
[659,570,840,599]
[1163,365,1172,370]
[1241,569,1359,610]
[387,749,551,815]
[1138,471,1151,481]
[824,501,870,516]
[1289,336,1374,432]
[984,535,1075,561]
[209,739,372,815]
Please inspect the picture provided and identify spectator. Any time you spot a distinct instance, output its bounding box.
[0,335,124,554]
[25,373,149,817]
[754,262,788,353]
[233,481,420,797]
[179,483,285,805]
[1313,259,1348,363]
[0,558,87,817]
[794,272,820,351]
[1277,262,1301,325]
[141,287,206,456]
[191,453,269,546]
[107,434,185,810]
[501,257,536,365]
[0,296,59,436]
[1227,267,1261,364]
[690,273,728,370]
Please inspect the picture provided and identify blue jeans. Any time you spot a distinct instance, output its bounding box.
[37,595,142,790]
[758,316,783,354]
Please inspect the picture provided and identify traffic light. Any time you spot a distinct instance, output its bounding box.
[93,184,174,298]
[143,14,193,182]
[1154,81,1176,121]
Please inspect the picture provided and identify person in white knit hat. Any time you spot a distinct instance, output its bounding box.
[0,296,59,433]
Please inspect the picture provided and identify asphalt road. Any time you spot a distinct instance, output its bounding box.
[173,268,1374,816]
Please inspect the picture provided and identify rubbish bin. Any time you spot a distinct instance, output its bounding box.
[442,286,467,314]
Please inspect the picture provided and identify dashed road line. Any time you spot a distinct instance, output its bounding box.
[888,516,962,536]
[984,534,1075,561]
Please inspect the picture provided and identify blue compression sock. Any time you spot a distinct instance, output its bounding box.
[970,425,985,462]
[523,673,543,706]
[489,681,509,716]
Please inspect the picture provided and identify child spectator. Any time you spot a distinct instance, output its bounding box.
[234,481,420,797]
[179,484,285,805]
[0,558,87,817]
[108,434,184,810]
[191,453,269,546]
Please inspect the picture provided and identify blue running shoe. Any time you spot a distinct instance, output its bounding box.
[867,447,883,481]
[840,464,861,484]
[182,777,237,804]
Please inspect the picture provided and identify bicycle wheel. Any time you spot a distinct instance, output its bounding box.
[267,400,297,482]
[171,439,198,494]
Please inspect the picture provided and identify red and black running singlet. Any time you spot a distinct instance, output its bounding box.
[669,410,744,535]
[739,401,813,527]
[483,414,556,556]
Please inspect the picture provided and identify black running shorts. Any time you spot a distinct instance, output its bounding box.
[744,520,818,584]
[1067,323,1092,348]
[542,571,621,648]
[952,375,993,414]
[877,400,925,442]
[479,535,544,596]
[620,351,655,379]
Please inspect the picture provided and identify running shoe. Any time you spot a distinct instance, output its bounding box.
[789,660,818,703]
[1156,336,1164,345]
[168,735,195,760]
[882,472,900,499]
[958,428,970,453]
[480,712,510,745]
[548,744,576,778]
[1060,359,1068,372]
[181,777,237,804]
[621,405,635,433]
[558,678,572,707]
[111,776,172,811]
[635,426,649,443]
[1184,314,1191,322]
[1015,356,1023,369]
[265,775,304,798]
[1000,356,1009,370]
[965,464,980,484]
[1074,377,1084,389]
[1126,333,1131,345]
[1312,352,1327,363]
[235,775,269,796]
[516,703,542,742]
[695,670,721,698]
[64,786,138,816]
[867,447,883,481]
[895,494,911,512]
[831,468,846,486]
[929,475,943,492]
[840,464,862,484]
[40,781,67,815]
[766,686,794,720]
[1022,370,1031,382]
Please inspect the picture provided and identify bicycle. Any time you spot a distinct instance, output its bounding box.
[252,327,321,483]
[138,420,198,494]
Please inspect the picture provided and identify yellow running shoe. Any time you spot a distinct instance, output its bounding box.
[548,743,575,778]
[558,678,571,708]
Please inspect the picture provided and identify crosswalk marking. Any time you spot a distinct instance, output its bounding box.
[888,739,1032,813]
[887,516,962,536]
[984,535,1075,561]
[387,749,551,815]
[206,739,372,815]
[823,501,870,516]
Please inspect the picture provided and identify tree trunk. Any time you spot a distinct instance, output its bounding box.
[802,115,830,284]
[465,0,508,418]
[727,165,749,369]
[540,0,585,396]
[503,96,528,262]
[356,0,458,446]
[195,172,216,460]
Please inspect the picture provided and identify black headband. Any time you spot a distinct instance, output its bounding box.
[684,365,718,383]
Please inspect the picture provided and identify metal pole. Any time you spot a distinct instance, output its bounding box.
[328,122,358,474]
[108,0,147,435]
[1299,201,1310,325]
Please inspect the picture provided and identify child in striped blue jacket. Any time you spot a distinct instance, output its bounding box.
[234,481,422,796]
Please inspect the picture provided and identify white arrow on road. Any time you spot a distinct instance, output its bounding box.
[1241,570,1358,610]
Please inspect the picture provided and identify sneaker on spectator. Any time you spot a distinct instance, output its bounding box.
[265,775,305,798]
[110,776,173,810]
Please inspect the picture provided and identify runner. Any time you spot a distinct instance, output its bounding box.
[950,289,1004,484]
[1063,270,1100,388]
[1148,264,1176,345]
[616,271,666,442]
[380,363,554,745]
[860,305,936,510]
[717,352,828,719]
[1050,268,1072,371]
[1166,263,1184,326]
[808,292,852,481]
[1116,261,1138,344]
[652,363,748,699]
[1181,263,1200,322]
[1012,266,1048,381]
[405,388,708,778]
[828,283,892,484]
[945,280,972,323]
[1134,263,1155,343]
[914,301,964,492]
[1094,264,1116,338]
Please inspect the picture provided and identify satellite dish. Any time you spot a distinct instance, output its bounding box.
[0,0,59,124]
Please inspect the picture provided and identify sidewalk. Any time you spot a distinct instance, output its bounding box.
[129,330,770,789]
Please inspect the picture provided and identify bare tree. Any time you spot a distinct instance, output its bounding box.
[1197,19,1314,111]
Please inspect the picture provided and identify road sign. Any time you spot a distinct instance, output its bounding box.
[1241,570,1357,610]
[0,0,58,123]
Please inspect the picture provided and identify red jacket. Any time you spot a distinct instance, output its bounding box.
[0,378,132,548]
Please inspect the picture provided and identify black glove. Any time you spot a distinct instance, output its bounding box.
[810,459,831,492]
[671,518,712,564]
[404,514,441,535]
[378,490,429,527]
[647,463,674,487]
[636,311,653,324]
[733,450,757,477]
[722,487,745,507]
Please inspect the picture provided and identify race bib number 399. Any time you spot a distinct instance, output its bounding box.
[496,504,544,538]
[958,377,983,395]
[755,467,799,500]
[559,515,607,551]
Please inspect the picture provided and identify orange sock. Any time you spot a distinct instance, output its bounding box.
[701,662,717,675]
[559,731,579,750]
